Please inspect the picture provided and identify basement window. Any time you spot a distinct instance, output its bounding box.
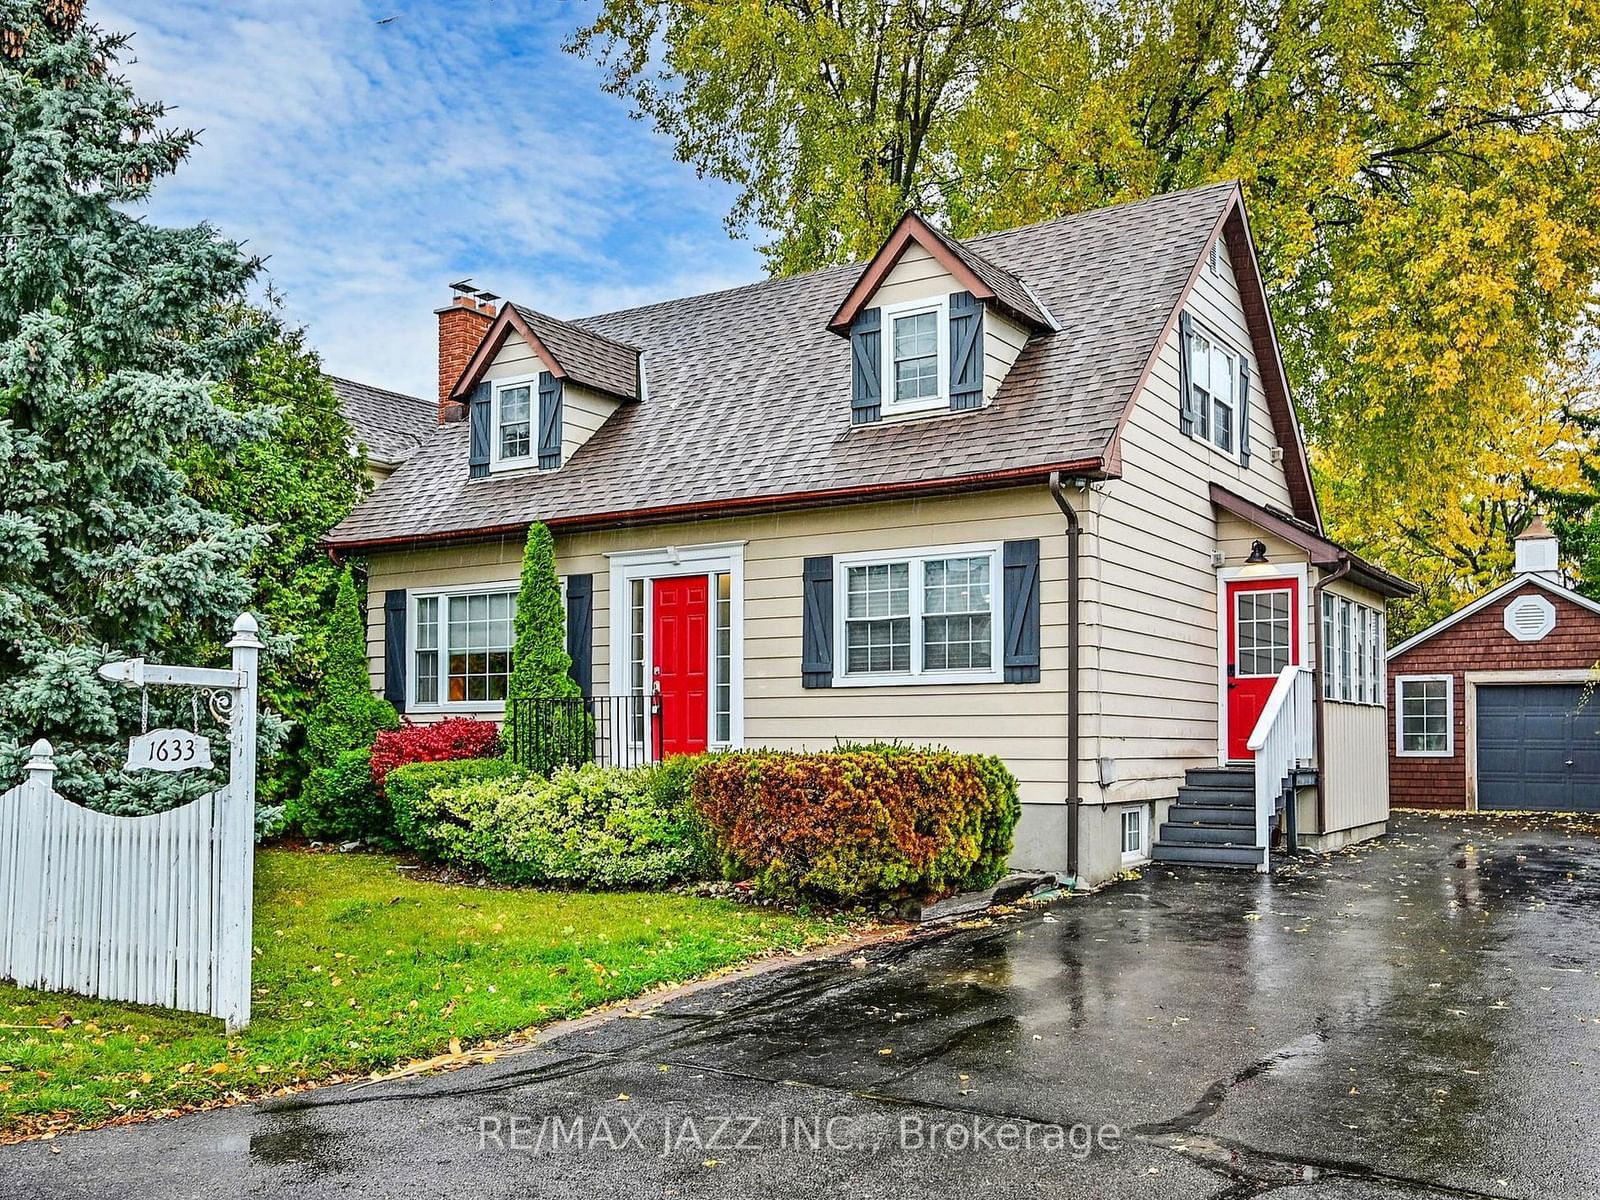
[1121,808,1148,864]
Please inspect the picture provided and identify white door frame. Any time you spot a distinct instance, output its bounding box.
[606,541,746,751]
[1215,562,1310,764]
[1462,669,1594,811]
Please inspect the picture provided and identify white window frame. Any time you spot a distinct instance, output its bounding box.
[1120,806,1150,865]
[606,542,746,753]
[1320,591,1387,708]
[408,580,521,713]
[879,295,949,417]
[489,373,540,471]
[832,541,1004,687]
[1186,320,1240,459]
[1395,674,1454,758]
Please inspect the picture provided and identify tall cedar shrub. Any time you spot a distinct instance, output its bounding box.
[0,2,279,812]
[307,568,398,767]
[691,747,1020,901]
[502,522,583,770]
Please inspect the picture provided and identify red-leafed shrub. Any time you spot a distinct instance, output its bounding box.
[691,745,1019,901]
[369,718,503,794]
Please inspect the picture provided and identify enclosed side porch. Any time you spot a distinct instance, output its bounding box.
[1150,485,1416,871]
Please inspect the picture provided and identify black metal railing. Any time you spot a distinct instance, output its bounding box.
[506,694,661,774]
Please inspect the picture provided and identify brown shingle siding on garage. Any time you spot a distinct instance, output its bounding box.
[1387,581,1600,808]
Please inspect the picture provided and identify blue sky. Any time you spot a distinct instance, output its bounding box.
[99,0,764,399]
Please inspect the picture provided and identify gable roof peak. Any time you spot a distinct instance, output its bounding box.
[447,302,642,404]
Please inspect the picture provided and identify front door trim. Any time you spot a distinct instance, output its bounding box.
[1215,561,1309,765]
[607,541,745,753]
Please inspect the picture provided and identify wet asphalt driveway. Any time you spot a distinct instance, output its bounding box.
[4,810,1599,1200]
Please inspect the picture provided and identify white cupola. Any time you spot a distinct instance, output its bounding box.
[1513,516,1562,584]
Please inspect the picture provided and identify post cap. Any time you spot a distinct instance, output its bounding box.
[24,739,54,773]
[227,612,265,650]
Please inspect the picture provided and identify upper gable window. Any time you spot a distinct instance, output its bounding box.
[1187,324,1237,456]
[882,297,948,415]
[493,378,534,466]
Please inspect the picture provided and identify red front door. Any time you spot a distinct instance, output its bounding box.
[1225,577,1299,761]
[652,576,709,757]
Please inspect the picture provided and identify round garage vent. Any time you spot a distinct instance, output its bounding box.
[1503,593,1557,641]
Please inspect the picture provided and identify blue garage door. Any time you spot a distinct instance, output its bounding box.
[1477,684,1600,812]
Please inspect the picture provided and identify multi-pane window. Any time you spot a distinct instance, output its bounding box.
[845,562,912,674]
[628,577,647,745]
[923,556,993,671]
[1321,592,1385,706]
[1234,588,1292,676]
[837,546,1001,683]
[1187,325,1237,454]
[1121,808,1147,862]
[1397,676,1452,756]
[891,309,940,406]
[713,572,732,746]
[413,589,517,706]
[497,383,531,461]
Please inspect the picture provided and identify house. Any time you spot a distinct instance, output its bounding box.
[324,182,1413,885]
[327,375,435,480]
[1387,520,1600,812]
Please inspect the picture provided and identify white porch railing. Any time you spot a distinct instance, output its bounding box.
[1245,665,1315,873]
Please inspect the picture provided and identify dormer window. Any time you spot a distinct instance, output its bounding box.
[495,380,533,464]
[883,297,949,416]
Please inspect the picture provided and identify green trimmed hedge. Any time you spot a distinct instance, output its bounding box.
[692,745,1019,901]
[387,757,525,870]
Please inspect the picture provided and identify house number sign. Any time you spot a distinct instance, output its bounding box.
[125,729,214,772]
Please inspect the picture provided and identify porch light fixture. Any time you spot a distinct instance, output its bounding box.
[1245,540,1269,564]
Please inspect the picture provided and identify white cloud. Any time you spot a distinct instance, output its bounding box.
[96,0,763,398]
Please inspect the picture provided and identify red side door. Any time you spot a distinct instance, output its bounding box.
[652,576,709,757]
[1225,577,1299,762]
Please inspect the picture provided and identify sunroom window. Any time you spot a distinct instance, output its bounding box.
[836,545,1001,685]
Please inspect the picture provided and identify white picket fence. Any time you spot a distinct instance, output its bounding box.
[0,614,260,1029]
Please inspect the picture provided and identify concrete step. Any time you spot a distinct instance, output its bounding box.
[1150,842,1265,868]
[1158,822,1258,846]
[1176,785,1254,808]
[1166,803,1255,826]
[1185,767,1254,790]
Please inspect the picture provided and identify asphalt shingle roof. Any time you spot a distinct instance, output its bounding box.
[512,304,640,401]
[327,183,1238,548]
[327,375,435,467]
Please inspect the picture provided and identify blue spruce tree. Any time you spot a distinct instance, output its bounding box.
[0,1,273,811]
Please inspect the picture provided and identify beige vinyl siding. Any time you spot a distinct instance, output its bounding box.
[1082,231,1297,805]
[560,382,620,465]
[365,487,1088,838]
[1320,577,1391,833]
[482,333,619,468]
[983,309,1029,403]
[870,241,953,309]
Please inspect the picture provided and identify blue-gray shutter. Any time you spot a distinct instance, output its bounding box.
[383,589,407,710]
[801,556,834,687]
[948,291,984,411]
[1002,540,1041,684]
[1177,310,1195,437]
[850,308,882,425]
[538,372,562,470]
[467,380,492,478]
[1237,356,1252,468]
[564,573,593,698]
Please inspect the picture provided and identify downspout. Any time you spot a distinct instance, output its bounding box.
[1049,472,1082,880]
[1310,553,1353,835]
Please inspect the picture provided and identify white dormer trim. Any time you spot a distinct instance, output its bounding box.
[879,294,950,418]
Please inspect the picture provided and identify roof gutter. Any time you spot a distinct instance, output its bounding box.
[324,457,1108,554]
[1049,471,1084,881]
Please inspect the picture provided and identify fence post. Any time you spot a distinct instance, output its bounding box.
[217,613,262,1031]
[23,739,55,792]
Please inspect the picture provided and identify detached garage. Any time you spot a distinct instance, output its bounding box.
[1387,520,1600,812]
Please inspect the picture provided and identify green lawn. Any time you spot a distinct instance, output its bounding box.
[0,850,857,1138]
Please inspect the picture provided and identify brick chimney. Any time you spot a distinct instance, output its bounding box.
[435,286,498,421]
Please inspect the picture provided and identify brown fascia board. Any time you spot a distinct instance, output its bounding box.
[324,456,1108,554]
[1209,482,1416,598]
[826,212,1000,335]
[1101,186,1321,531]
[446,305,566,402]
